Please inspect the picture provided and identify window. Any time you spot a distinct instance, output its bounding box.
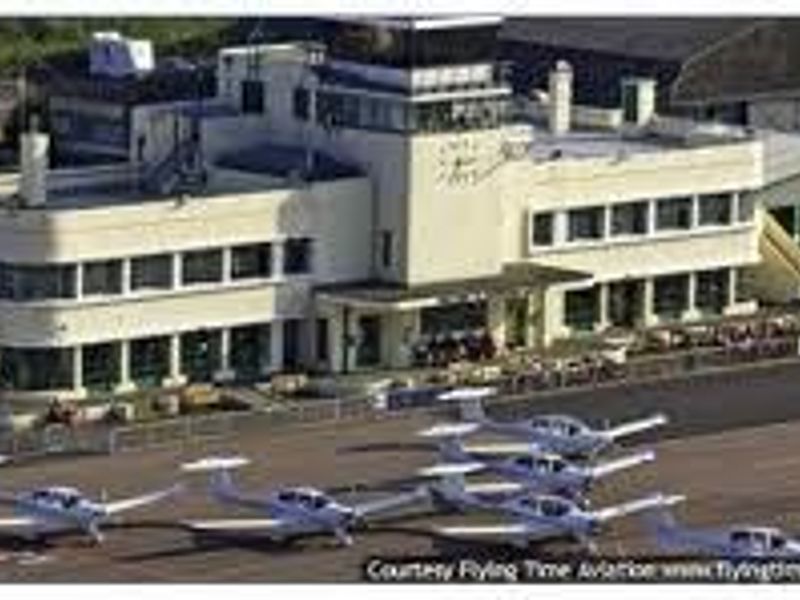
[130,254,173,291]
[420,301,487,336]
[563,287,598,331]
[380,230,393,268]
[0,347,74,391]
[231,243,271,280]
[182,249,223,285]
[567,207,604,241]
[531,212,554,246]
[231,323,272,379]
[611,201,648,236]
[0,263,76,301]
[293,87,310,121]
[82,342,120,391]
[180,330,222,383]
[284,238,313,275]
[129,336,170,385]
[656,197,693,230]
[82,260,122,296]
[316,318,329,362]
[696,269,730,313]
[698,193,732,226]
[653,274,689,318]
[240,80,265,114]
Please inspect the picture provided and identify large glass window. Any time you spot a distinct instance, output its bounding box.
[567,207,604,241]
[0,263,76,301]
[180,329,222,383]
[82,342,120,391]
[0,347,74,391]
[182,249,223,286]
[531,212,554,246]
[240,80,265,114]
[130,336,170,386]
[130,254,173,291]
[231,323,271,380]
[420,300,488,336]
[284,238,313,275]
[611,201,649,236]
[654,274,689,318]
[656,197,693,230]
[698,193,732,226]
[696,269,730,313]
[293,87,310,121]
[563,287,598,331]
[231,243,272,280]
[82,260,122,296]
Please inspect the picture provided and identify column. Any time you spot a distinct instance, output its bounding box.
[72,345,87,400]
[75,264,84,300]
[271,240,285,280]
[553,211,568,245]
[647,199,657,234]
[221,247,232,283]
[115,340,135,394]
[172,253,183,289]
[731,192,741,224]
[487,295,507,353]
[121,259,132,295]
[643,278,658,326]
[269,320,283,374]
[163,334,187,388]
[596,283,610,332]
[690,194,700,229]
[214,328,235,382]
[684,272,700,320]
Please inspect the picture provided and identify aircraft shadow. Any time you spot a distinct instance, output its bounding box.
[335,442,436,455]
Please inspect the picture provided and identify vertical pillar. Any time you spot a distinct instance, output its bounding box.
[647,199,657,234]
[214,328,235,382]
[272,241,285,280]
[121,259,132,295]
[553,211,568,245]
[115,340,135,394]
[684,272,699,320]
[487,295,507,353]
[72,345,87,399]
[163,335,187,387]
[270,320,284,374]
[172,253,183,290]
[221,247,232,283]
[690,194,700,229]
[75,264,84,300]
[731,192,741,224]
[643,278,657,326]
[596,283,610,331]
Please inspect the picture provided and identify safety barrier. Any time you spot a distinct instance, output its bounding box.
[2,335,799,458]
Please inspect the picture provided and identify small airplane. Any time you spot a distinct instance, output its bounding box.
[0,482,183,544]
[418,443,656,500]
[434,386,667,457]
[434,486,685,551]
[646,506,800,558]
[180,456,428,547]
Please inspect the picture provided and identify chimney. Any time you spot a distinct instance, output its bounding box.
[548,60,573,136]
[19,116,49,207]
[621,78,656,127]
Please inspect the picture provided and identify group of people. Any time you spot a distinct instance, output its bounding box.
[410,331,497,368]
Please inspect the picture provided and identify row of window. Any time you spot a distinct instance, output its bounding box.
[563,269,732,330]
[0,239,314,302]
[532,192,744,247]
[295,88,511,134]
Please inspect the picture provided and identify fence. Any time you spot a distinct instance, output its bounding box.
[2,335,800,458]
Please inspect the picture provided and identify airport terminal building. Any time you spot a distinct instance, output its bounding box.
[2,16,800,402]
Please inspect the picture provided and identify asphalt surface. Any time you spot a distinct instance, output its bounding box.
[0,360,800,582]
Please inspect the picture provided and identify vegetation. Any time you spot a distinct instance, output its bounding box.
[0,18,235,74]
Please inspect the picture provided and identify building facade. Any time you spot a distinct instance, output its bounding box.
[2,16,800,402]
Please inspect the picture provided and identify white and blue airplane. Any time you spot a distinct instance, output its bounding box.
[180,456,428,547]
[646,505,800,558]
[434,386,668,458]
[418,444,656,500]
[433,485,685,551]
[0,482,183,544]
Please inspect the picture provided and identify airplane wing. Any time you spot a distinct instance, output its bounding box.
[436,523,529,538]
[463,481,526,496]
[351,487,430,520]
[587,450,656,480]
[461,443,541,457]
[0,516,39,529]
[606,414,668,441]
[101,483,184,515]
[418,462,487,478]
[182,518,286,532]
[418,423,482,439]
[592,493,685,523]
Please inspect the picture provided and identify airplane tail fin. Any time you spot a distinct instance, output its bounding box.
[606,413,668,441]
[437,387,496,422]
[591,493,685,524]
[180,456,250,504]
[587,449,656,480]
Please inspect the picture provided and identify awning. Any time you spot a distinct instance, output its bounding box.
[315,262,590,311]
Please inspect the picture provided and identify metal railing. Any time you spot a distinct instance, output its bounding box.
[2,335,799,458]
